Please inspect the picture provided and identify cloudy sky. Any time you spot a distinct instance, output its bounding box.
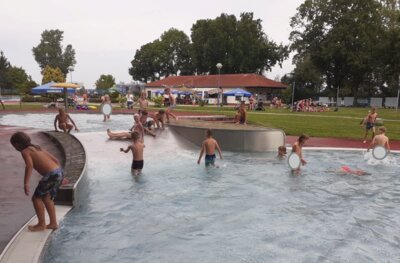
[0,0,303,88]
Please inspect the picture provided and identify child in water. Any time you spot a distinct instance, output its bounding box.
[10,132,64,231]
[338,166,370,176]
[197,129,223,167]
[367,126,390,153]
[278,145,287,159]
[54,108,79,133]
[120,131,145,176]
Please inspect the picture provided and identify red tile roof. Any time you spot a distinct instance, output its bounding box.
[145,74,287,89]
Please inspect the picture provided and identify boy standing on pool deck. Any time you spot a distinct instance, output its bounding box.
[197,129,223,166]
[164,87,178,123]
[10,132,64,231]
[120,131,145,176]
[362,107,378,143]
[367,126,390,152]
[292,134,309,166]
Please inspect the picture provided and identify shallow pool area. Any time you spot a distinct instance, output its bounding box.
[0,113,134,132]
[2,114,400,262]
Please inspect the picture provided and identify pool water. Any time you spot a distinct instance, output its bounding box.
[2,114,400,262]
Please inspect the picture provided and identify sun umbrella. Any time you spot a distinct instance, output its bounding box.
[51,83,79,88]
[223,88,252,97]
[51,83,79,111]
[32,82,75,94]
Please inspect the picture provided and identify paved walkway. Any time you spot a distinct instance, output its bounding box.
[0,126,63,254]
[286,136,400,150]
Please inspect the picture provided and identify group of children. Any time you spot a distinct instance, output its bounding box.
[9,100,394,233]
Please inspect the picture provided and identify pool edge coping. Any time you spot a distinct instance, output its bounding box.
[0,132,88,263]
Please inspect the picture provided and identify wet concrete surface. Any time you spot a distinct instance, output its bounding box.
[0,126,63,254]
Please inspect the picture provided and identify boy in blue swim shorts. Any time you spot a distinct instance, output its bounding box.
[10,132,64,232]
[197,129,223,167]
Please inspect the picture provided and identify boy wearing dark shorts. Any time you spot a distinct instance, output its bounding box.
[10,132,64,231]
[197,129,223,167]
[120,131,145,176]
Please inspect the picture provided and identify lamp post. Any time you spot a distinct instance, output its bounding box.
[291,81,295,111]
[336,85,340,111]
[216,63,222,109]
[68,66,74,83]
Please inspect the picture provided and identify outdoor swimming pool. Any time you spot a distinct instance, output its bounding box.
[1,114,400,262]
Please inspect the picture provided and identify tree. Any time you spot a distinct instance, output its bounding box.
[159,28,193,76]
[0,51,11,90]
[32,29,76,77]
[95,74,115,90]
[129,29,194,81]
[290,0,385,102]
[191,13,288,74]
[129,41,163,82]
[41,66,66,84]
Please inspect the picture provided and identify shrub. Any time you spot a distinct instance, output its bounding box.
[152,96,164,107]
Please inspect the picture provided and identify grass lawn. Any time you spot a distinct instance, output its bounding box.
[168,106,400,140]
[2,103,400,140]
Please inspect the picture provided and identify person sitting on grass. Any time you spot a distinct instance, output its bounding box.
[234,101,247,125]
[120,131,145,176]
[54,108,79,133]
[10,131,64,231]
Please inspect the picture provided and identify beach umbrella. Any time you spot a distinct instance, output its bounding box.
[31,82,76,94]
[223,88,252,97]
[51,83,80,111]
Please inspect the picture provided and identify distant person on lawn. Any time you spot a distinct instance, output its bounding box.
[362,107,378,143]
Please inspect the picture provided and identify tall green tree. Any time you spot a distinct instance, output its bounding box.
[290,0,385,102]
[32,29,76,77]
[95,74,115,90]
[0,51,11,90]
[191,12,288,74]
[129,41,163,82]
[159,28,193,76]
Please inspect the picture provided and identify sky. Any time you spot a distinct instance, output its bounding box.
[0,0,304,88]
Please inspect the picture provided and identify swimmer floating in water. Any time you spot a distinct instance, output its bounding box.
[337,166,370,176]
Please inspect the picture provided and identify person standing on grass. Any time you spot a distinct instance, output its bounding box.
[10,132,64,231]
[362,107,378,143]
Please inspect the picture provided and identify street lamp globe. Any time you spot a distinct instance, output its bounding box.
[216,63,222,70]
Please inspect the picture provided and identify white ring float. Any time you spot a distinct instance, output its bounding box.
[372,145,388,160]
[101,103,112,115]
[288,153,301,170]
